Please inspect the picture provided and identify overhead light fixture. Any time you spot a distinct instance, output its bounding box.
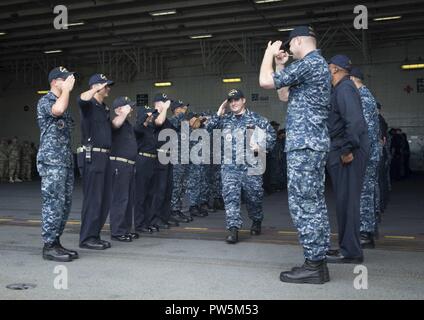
[154,82,172,87]
[44,50,62,54]
[255,0,284,4]
[37,90,49,95]
[401,63,424,70]
[0,32,6,36]
[65,22,85,27]
[190,34,213,39]
[373,16,402,21]
[278,27,294,32]
[222,78,242,83]
[149,9,177,16]
[111,42,131,46]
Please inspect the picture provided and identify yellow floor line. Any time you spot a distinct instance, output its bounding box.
[66,221,81,225]
[27,220,41,223]
[184,227,209,231]
[278,231,298,235]
[0,218,13,222]
[384,235,416,240]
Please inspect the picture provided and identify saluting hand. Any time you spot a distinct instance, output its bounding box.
[94,82,108,92]
[217,100,228,116]
[163,100,171,110]
[62,75,75,92]
[121,104,132,115]
[266,40,283,57]
[275,50,290,66]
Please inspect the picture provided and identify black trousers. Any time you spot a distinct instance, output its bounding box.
[110,161,135,236]
[134,155,156,229]
[327,147,368,258]
[78,152,112,244]
[151,162,173,224]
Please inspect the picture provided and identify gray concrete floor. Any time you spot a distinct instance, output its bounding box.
[0,174,423,299]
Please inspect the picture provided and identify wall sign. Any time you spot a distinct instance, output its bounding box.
[417,78,424,93]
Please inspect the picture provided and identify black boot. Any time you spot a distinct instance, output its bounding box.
[43,242,72,262]
[360,232,375,249]
[56,237,79,259]
[171,210,190,223]
[250,221,262,235]
[280,259,329,284]
[190,205,207,217]
[213,198,225,211]
[167,216,180,227]
[226,227,239,244]
[199,203,209,217]
[207,200,216,213]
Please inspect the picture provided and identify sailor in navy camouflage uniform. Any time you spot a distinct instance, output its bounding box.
[259,26,331,284]
[168,100,192,223]
[37,67,79,262]
[186,113,209,218]
[350,67,380,249]
[206,89,276,244]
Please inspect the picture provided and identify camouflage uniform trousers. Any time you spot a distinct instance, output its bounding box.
[287,149,330,261]
[360,160,378,233]
[171,164,189,211]
[199,163,210,205]
[221,166,263,230]
[8,155,20,180]
[208,164,222,201]
[21,157,32,181]
[0,160,8,181]
[187,163,206,207]
[38,164,74,244]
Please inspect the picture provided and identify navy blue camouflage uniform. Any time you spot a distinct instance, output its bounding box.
[37,91,74,245]
[273,49,332,261]
[169,114,189,212]
[358,86,380,234]
[206,109,276,230]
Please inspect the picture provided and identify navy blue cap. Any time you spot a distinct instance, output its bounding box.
[170,100,187,112]
[283,26,316,49]
[350,67,364,80]
[112,96,136,110]
[227,89,245,101]
[328,55,353,71]
[48,66,74,83]
[153,93,170,103]
[88,73,114,87]
[137,105,157,123]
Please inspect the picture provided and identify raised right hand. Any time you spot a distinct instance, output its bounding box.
[62,75,75,92]
[217,100,228,116]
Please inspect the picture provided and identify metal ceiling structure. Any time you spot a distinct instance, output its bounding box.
[1,0,423,84]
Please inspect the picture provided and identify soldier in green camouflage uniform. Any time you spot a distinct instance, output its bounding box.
[21,141,35,181]
[8,137,22,183]
[0,138,9,182]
